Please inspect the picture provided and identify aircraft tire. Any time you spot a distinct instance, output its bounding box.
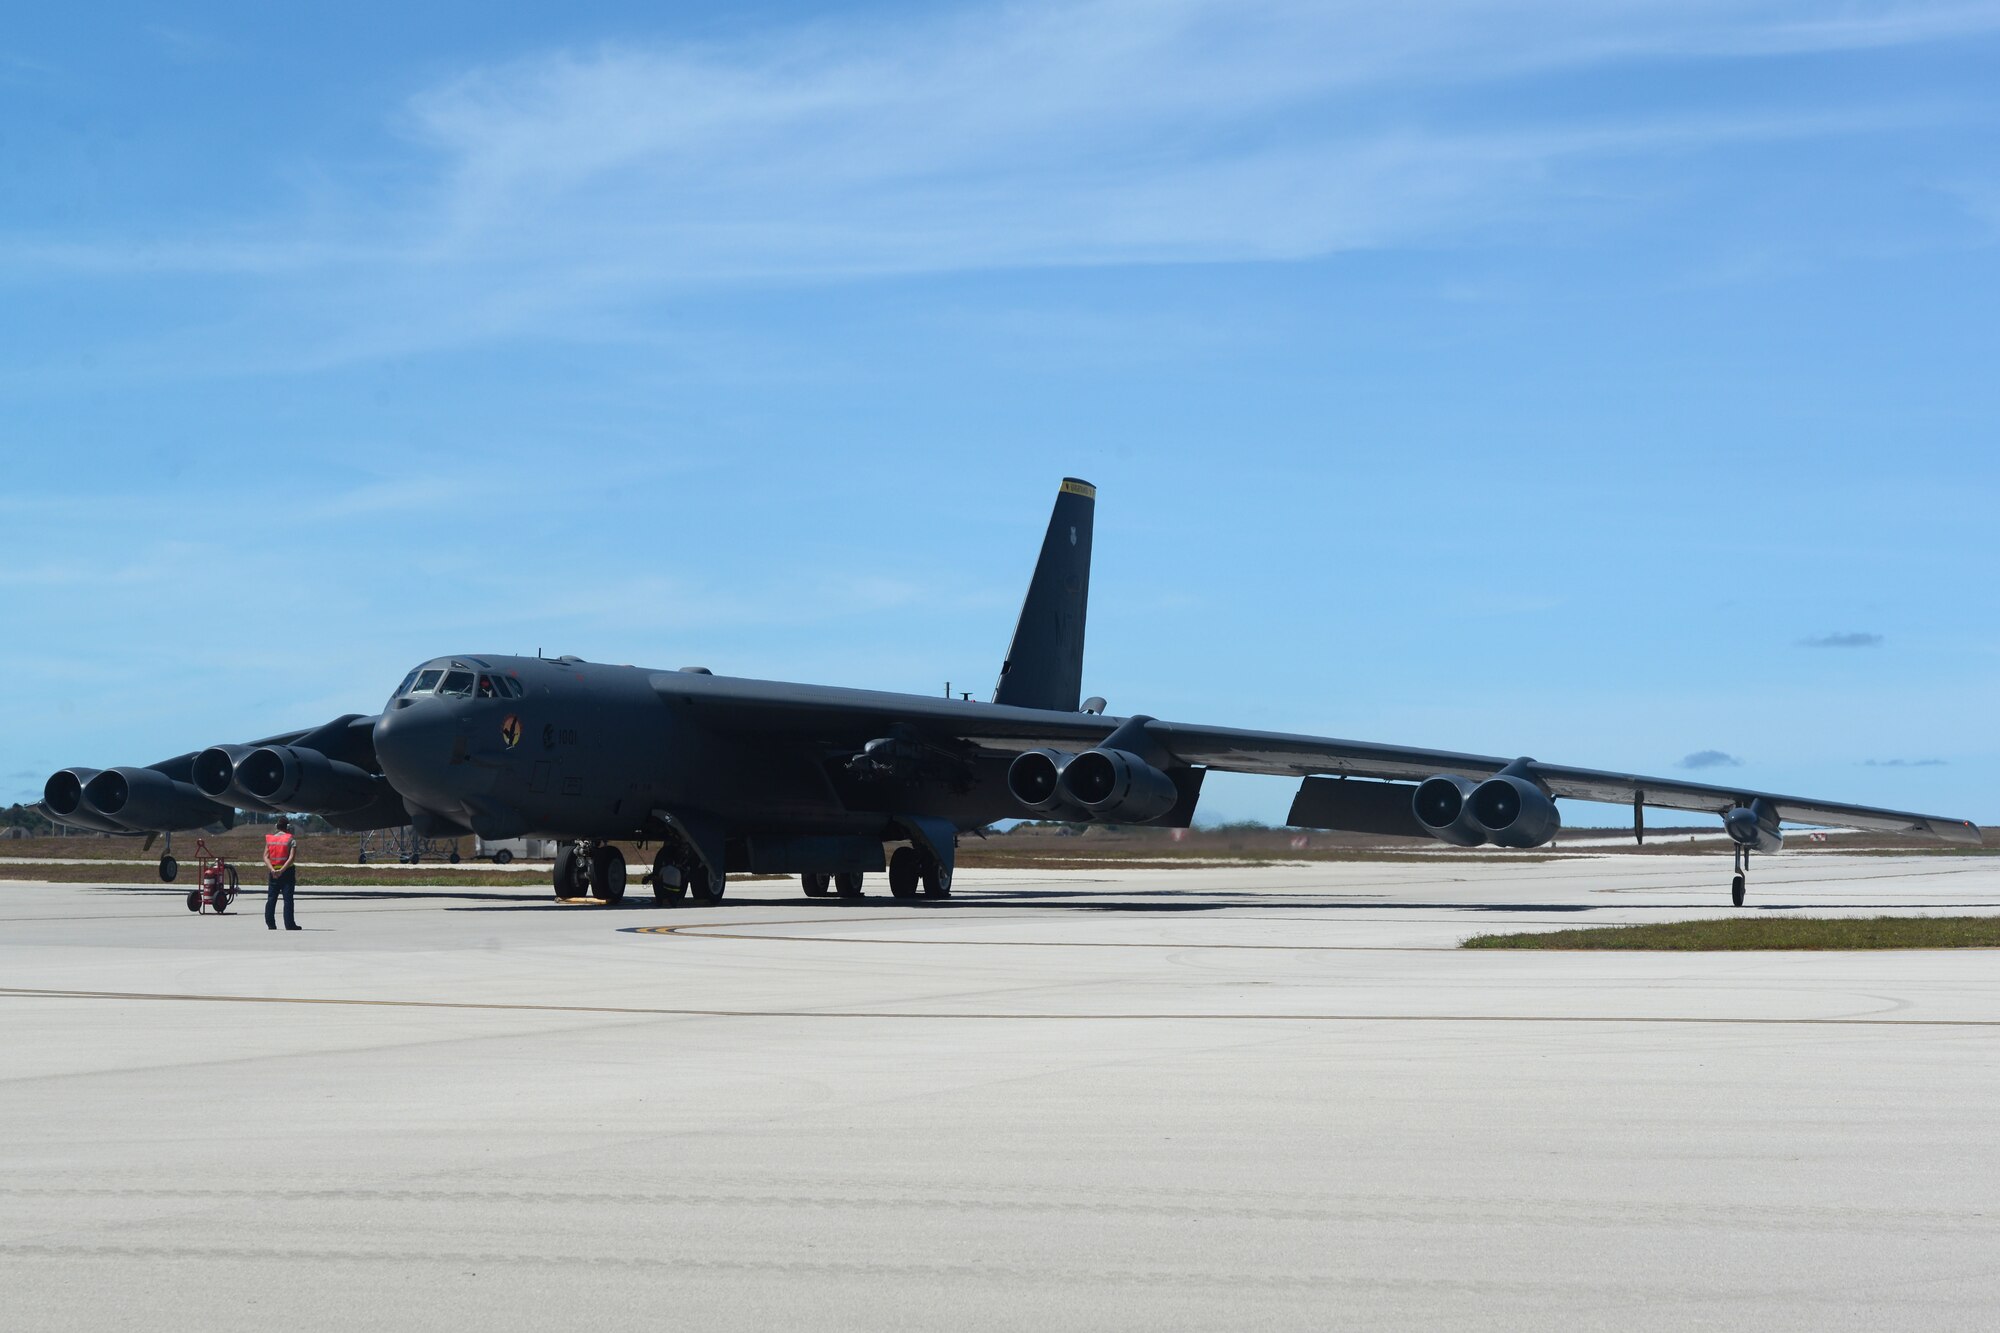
[592,845,627,906]
[553,844,585,901]
[801,872,831,897]
[689,863,725,905]
[651,849,687,906]
[834,871,864,899]
[1731,874,1746,907]
[920,860,950,898]
[888,847,919,898]
[159,855,178,884]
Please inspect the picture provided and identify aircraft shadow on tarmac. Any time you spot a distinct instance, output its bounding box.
[83,883,1998,916]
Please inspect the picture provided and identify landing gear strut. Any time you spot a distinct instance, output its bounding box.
[1731,844,1748,907]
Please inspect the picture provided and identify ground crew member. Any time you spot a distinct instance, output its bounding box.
[264,817,301,931]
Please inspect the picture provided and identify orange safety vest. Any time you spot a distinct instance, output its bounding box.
[265,831,296,873]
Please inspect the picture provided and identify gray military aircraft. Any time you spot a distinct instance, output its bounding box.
[38,478,1981,906]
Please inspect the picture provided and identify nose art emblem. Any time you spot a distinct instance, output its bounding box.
[500,714,522,749]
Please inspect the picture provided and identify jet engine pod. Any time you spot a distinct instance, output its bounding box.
[43,767,131,832]
[192,746,243,800]
[1724,802,1783,855]
[82,767,230,832]
[193,744,284,813]
[44,768,99,820]
[236,745,381,813]
[1007,748,1078,814]
[1467,774,1562,848]
[1057,748,1179,823]
[1412,775,1486,846]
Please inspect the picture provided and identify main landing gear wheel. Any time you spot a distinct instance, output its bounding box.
[591,845,628,906]
[553,844,587,901]
[834,871,865,899]
[921,857,950,899]
[159,854,178,884]
[651,848,687,906]
[801,872,831,898]
[689,861,725,905]
[888,847,920,899]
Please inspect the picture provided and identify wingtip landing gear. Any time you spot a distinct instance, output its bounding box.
[1731,844,1749,907]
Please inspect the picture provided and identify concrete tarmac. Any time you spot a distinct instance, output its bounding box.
[4,851,1999,1331]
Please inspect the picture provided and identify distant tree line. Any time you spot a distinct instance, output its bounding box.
[3,803,55,835]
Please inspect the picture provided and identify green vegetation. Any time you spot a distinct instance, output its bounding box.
[2,803,56,836]
[1464,916,2000,951]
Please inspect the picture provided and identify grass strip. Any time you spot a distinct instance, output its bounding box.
[1464,916,2000,951]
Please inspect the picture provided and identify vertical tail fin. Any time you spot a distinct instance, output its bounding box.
[993,478,1095,711]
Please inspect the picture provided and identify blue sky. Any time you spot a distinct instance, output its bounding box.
[2,0,1995,826]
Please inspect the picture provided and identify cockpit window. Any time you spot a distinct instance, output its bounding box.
[394,670,420,696]
[476,675,499,699]
[410,668,444,694]
[438,669,475,697]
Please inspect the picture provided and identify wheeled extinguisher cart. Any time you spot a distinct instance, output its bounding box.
[183,839,240,914]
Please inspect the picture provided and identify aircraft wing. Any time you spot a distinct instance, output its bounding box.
[1141,721,1983,842]
[652,673,1980,842]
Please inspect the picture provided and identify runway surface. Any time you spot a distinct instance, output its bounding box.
[4,852,1999,1331]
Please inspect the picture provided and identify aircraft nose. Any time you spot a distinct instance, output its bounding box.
[372,702,460,798]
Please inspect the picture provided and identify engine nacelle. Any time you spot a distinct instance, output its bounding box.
[1008,748,1079,815]
[43,767,132,833]
[235,745,382,813]
[81,767,231,832]
[1467,774,1562,849]
[192,744,285,813]
[1413,775,1485,846]
[1057,748,1180,823]
[1724,802,1783,855]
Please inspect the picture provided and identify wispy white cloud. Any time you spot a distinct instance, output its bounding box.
[2,0,1994,368]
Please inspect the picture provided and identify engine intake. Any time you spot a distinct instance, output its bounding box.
[1467,774,1561,848]
[192,745,285,813]
[1057,748,1179,823]
[81,767,230,832]
[1007,749,1078,814]
[43,767,132,833]
[236,745,382,813]
[1413,775,1485,846]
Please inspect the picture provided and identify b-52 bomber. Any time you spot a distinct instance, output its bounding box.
[39,479,1981,907]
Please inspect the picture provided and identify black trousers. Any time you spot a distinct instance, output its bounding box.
[265,867,298,929]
